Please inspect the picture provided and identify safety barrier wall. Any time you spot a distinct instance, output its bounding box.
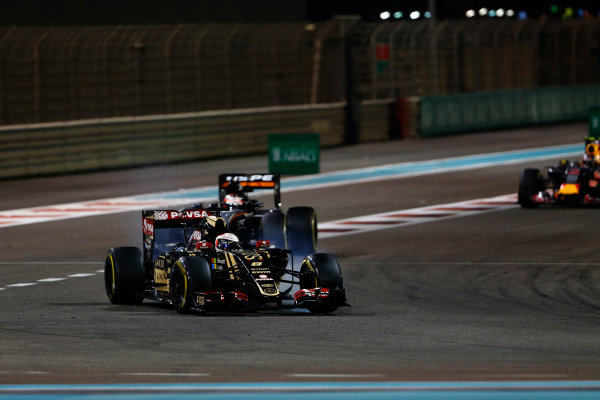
[359,99,397,142]
[4,84,600,179]
[0,103,346,179]
[419,85,600,136]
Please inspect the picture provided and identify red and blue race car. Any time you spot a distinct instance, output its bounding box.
[518,137,600,207]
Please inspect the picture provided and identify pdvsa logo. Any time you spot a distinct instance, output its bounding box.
[178,210,209,219]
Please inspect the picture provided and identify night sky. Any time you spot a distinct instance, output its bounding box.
[0,0,597,25]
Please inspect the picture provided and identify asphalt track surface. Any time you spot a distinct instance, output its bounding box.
[1,122,600,385]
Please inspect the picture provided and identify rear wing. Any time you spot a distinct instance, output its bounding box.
[142,208,222,263]
[218,173,281,208]
[142,208,215,230]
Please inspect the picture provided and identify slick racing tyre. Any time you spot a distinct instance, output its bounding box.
[300,253,344,314]
[518,168,543,208]
[260,211,286,249]
[170,256,212,314]
[286,206,317,257]
[105,247,145,305]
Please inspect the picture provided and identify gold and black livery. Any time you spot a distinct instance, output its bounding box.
[104,207,347,314]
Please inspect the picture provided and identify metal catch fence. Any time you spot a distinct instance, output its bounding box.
[355,19,600,100]
[0,19,598,125]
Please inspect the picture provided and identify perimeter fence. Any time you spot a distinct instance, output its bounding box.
[359,19,600,100]
[0,18,598,125]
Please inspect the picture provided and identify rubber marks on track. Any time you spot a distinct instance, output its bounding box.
[318,194,518,239]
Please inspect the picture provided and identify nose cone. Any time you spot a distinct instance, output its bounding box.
[555,183,580,198]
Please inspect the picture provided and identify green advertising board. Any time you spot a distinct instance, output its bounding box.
[590,107,600,137]
[268,133,320,175]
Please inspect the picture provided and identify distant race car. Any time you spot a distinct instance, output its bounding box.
[200,173,317,261]
[104,208,347,314]
[518,137,600,207]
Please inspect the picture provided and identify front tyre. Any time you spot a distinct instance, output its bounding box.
[104,247,145,305]
[518,168,543,208]
[300,253,345,314]
[170,256,212,314]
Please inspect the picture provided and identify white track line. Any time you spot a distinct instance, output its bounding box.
[1,269,102,292]
[120,373,211,377]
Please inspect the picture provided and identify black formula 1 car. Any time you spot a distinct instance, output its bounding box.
[518,137,600,208]
[201,173,317,262]
[104,208,347,314]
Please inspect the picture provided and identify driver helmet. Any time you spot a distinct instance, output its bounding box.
[224,193,245,206]
[585,138,600,164]
[215,233,240,251]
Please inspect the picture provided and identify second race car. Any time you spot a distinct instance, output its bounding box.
[201,173,317,262]
[518,136,600,207]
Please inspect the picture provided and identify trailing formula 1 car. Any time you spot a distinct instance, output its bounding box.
[518,137,600,208]
[104,207,347,314]
[201,173,317,261]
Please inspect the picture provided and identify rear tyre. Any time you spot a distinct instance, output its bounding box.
[261,211,286,249]
[300,253,345,314]
[170,256,212,314]
[104,247,145,305]
[286,206,317,257]
[518,168,543,208]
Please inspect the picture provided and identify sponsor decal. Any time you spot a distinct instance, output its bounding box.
[180,209,209,219]
[143,218,154,236]
[276,148,317,163]
[255,240,270,248]
[223,174,275,188]
[225,174,274,183]
[259,274,268,279]
[251,268,271,274]
[154,211,169,220]
[190,230,203,241]
[195,241,213,250]
[154,209,209,220]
